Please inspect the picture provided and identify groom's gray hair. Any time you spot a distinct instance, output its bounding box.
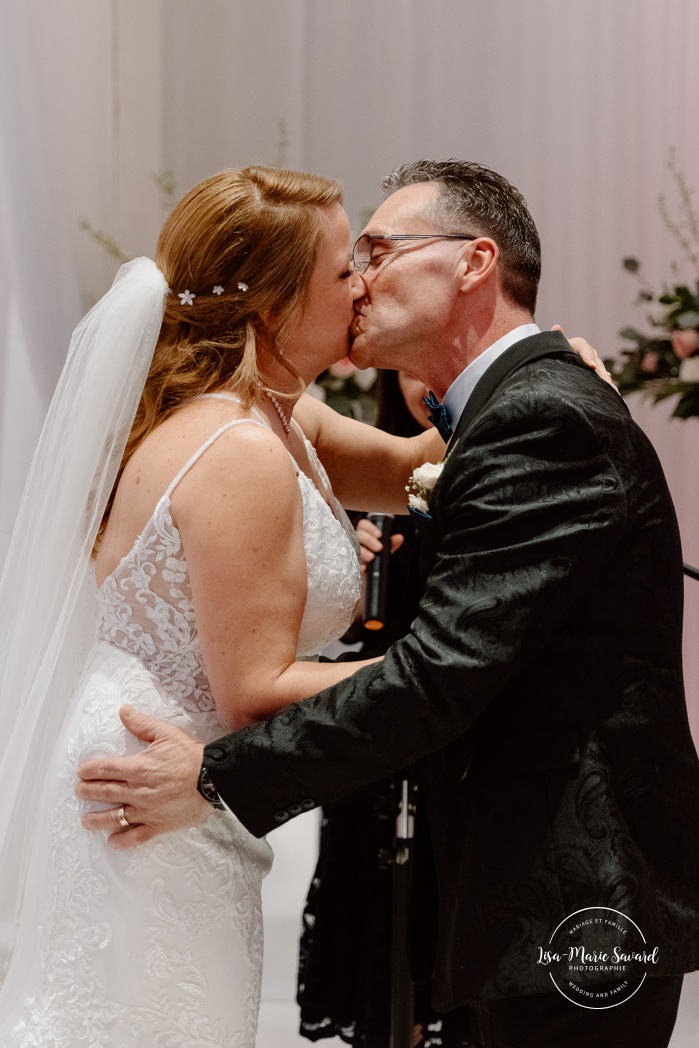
[383,159,541,314]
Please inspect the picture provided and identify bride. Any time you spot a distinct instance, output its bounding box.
[0,166,446,1047]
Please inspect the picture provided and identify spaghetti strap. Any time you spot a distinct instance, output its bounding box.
[198,392,242,403]
[197,394,310,489]
[198,391,268,425]
[163,418,270,500]
[186,396,331,511]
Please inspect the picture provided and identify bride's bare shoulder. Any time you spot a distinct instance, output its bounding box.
[97,397,292,579]
[130,396,270,484]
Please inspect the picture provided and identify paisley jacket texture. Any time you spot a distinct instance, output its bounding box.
[205,330,699,1007]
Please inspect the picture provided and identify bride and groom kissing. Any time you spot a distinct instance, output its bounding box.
[1,159,698,1048]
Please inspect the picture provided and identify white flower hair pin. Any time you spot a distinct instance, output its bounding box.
[406,461,443,514]
[178,281,248,304]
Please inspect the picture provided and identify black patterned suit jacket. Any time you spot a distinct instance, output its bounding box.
[205,330,699,1007]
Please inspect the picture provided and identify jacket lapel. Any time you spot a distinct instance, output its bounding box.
[450,329,576,445]
[421,332,578,581]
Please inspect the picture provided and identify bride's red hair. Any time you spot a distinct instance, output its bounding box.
[94,165,342,551]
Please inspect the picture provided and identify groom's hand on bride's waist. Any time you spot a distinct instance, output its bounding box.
[75,705,211,849]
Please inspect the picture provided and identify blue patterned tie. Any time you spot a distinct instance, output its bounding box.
[423,391,453,441]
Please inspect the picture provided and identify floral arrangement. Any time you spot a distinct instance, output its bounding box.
[308,359,378,423]
[606,154,699,419]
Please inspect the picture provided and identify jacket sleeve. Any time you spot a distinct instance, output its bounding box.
[205,383,629,837]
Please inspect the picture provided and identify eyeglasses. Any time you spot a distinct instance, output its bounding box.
[352,233,476,274]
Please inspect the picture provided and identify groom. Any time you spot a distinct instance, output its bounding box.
[79,160,699,1046]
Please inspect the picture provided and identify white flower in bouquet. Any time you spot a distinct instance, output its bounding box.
[353,366,378,391]
[315,359,378,422]
[679,356,699,383]
[328,357,357,379]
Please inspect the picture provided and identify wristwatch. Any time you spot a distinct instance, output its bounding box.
[197,763,227,811]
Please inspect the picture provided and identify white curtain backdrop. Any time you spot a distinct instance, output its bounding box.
[1,0,698,1039]
[3,0,697,730]
[0,0,83,561]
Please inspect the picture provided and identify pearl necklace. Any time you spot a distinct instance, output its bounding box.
[265,392,291,435]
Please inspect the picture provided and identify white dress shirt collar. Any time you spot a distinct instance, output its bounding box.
[442,323,541,430]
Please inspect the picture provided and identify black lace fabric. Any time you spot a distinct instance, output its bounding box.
[297,780,473,1048]
[297,511,473,1047]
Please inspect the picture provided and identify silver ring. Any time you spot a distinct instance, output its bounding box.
[116,806,130,830]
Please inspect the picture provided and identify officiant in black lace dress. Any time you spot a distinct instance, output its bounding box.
[298,370,473,1048]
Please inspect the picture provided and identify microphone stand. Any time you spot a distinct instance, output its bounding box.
[684,563,699,582]
[361,513,418,1048]
[389,773,419,1048]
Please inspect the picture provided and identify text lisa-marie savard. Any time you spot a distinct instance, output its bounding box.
[537,947,659,967]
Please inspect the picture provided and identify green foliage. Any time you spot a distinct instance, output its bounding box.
[606,154,699,420]
[80,172,177,264]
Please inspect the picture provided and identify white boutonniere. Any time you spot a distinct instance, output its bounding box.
[406,460,444,513]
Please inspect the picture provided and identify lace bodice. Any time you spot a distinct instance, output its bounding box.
[0,403,361,1047]
[95,405,361,735]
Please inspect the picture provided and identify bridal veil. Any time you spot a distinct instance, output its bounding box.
[0,258,168,975]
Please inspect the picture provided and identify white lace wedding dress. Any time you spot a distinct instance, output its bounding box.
[0,405,360,1048]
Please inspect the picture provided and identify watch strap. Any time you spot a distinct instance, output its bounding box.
[197,763,226,810]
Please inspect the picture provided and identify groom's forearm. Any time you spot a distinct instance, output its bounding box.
[204,395,628,837]
[202,653,423,836]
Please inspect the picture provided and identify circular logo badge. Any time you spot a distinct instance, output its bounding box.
[536,906,660,1009]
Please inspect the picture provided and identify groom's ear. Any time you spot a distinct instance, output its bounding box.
[458,237,498,294]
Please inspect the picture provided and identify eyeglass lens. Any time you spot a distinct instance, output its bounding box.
[353,235,372,273]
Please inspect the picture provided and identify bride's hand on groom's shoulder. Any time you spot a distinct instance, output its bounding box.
[552,325,619,392]
[75,705,211,849]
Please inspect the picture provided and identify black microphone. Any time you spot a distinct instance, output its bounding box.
[364,513,394,631]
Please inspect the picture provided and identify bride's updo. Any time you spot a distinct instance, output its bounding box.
[153,166,342,407]
[96,165,342,548]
